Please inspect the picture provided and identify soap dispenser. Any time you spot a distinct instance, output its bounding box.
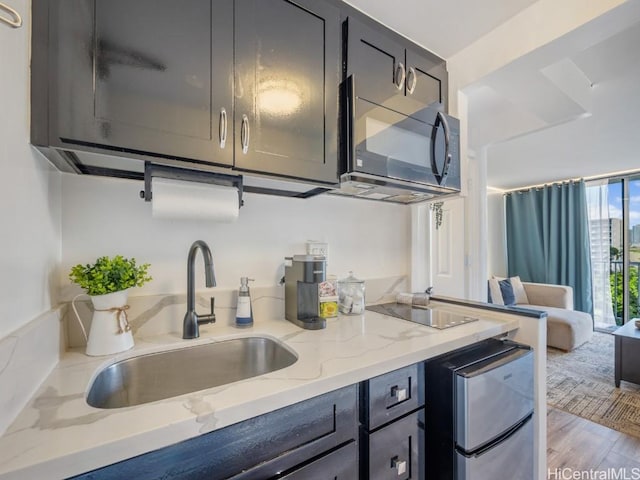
[236,277,254,327]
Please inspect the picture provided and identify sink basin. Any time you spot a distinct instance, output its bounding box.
[86,336,297,409]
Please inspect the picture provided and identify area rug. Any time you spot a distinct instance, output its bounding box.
[547,331,640,438]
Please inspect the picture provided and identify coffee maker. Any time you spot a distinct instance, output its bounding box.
[283,255,326,330]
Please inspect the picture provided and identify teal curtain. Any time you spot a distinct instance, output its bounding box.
[505,180,593,315]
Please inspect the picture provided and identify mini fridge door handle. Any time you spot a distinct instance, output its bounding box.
[456,416,534,480]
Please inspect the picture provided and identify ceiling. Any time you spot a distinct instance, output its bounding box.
[345,0,640,191]
[468,1,640,190]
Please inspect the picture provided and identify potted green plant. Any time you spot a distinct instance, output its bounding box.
[69,256,151,356]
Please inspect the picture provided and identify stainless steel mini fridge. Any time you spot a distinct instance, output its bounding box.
[425,338,534,480]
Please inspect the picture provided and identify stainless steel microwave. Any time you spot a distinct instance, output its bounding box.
[336,75,461,204]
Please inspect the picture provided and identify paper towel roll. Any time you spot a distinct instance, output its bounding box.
[151,177,239,222]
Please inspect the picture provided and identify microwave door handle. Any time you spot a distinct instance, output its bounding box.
[432,111,452,185]
[343,75,356,171]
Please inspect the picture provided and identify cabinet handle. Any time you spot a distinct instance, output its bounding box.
[432,111,452,185]
[241,114,250,154]
[406,67,417,94]
[391,385,408,402]
[219,108,227,149]
[0,3,22,28]
[394,62,406,91]
[391,456,407,476]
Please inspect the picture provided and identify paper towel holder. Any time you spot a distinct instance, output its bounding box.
[139,162,244,208]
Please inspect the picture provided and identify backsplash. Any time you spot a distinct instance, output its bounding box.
[60,173,410,298]
[64,276,408,348]
[0,308,63,435]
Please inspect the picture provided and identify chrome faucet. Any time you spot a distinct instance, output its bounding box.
[183,240,216,339]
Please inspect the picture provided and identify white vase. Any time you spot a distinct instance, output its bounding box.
[83,289,134,356]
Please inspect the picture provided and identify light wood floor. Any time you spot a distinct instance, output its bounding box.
[548,406,640,472]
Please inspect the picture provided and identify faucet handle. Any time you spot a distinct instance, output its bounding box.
[196,297,216,325]
[207,297,216,323]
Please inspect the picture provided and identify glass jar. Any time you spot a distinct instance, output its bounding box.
[338,271,365,315]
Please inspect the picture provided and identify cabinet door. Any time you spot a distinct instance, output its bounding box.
[54,0,233,166]
[362,411,424,480]
[345,17,407,110]
[405,48,448,110]
[234,0,340,184]
[70,385,357,480]
[279,442,358,479]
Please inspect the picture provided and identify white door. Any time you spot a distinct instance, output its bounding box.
[429,197,466,298]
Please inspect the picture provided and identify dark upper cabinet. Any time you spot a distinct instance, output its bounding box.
[36,0,340,184]
[234,0,340,183]
[34,0,445,190]
[404,47,448,114]
[344,18,406,110]
[344,15,448,116]
[51,0,234,167]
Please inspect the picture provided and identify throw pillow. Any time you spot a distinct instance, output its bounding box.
[487,278,504,305]
[498,279,516,306]
[491,275,529,305]
[509,276,529,305]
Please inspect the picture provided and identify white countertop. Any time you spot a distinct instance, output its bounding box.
[0,301,521,480]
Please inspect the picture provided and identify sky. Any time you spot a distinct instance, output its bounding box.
[607,179,640,226]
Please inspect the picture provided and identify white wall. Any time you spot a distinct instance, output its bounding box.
[0,0,61,339]
[487,191,508,278]
[60,174,410,299]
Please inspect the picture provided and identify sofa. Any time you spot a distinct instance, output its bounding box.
[519,282,593,351]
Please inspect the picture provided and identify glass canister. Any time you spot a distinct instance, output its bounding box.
[338,271,365,315]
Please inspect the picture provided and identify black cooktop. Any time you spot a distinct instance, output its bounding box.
[365,303,479,329]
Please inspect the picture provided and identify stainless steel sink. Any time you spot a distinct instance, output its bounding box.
[86,336,297,409]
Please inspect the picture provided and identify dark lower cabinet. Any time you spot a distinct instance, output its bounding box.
[361,363,422,431]
[276,442,358,480]
[69,385,357,480]
[362,411,423,480]
[359,364,425,480]
[68,362,429,480]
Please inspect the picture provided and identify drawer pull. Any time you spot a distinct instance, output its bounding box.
[391,386,407,402]
[391,456,407,476]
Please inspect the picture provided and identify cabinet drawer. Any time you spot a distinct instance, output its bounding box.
[361,363,423,430]
[71,385,357,480]
[361,410,424,480]
[279,442,358,480]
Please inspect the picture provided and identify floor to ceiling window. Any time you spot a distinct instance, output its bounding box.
[627,177,640,321]
[586,174,640,330]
